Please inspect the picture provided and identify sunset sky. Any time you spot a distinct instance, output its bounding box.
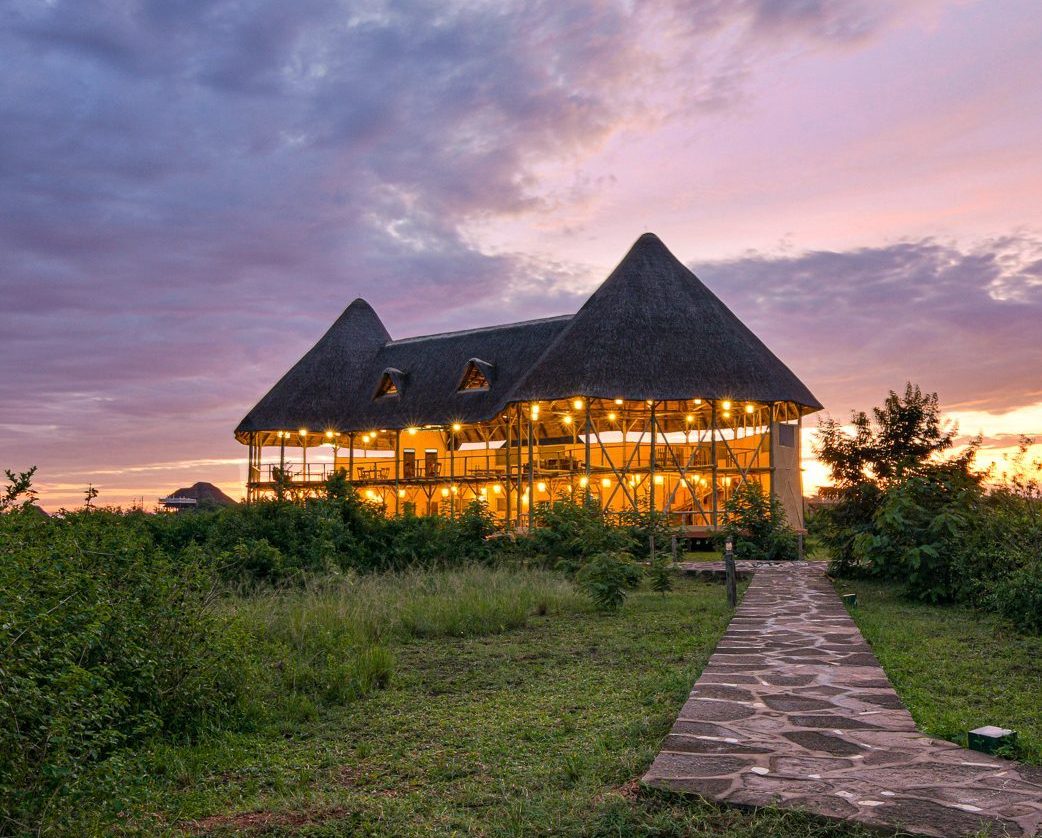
[2,0,1041,510]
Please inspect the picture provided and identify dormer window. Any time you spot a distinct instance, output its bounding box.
[458,359,492,392]
[375,368,404,399]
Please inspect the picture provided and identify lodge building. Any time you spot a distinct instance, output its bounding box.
[235,234,822,532]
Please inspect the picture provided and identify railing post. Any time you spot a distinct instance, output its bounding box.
[724,535,737,608]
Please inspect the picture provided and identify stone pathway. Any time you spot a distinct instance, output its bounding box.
[644,562,1042,837]
[680,559,802,579]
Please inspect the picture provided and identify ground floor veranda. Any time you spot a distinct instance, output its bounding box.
[244,397,807,532]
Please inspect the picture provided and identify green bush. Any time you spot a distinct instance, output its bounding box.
[577,552,642,612]
[524,497,631,574]
[992,563,1042,633]
[647,551,673,594]
[0,508,248,829]
[719,482,798,562]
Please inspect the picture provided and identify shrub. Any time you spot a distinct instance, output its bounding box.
[991,560,1042,633]
[522,496,631,573]
[0,508,247,829]
[577,551,642,612]
[719,482,798,562]
[647,551,673,595]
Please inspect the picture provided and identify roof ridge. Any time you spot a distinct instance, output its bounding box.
[388,314,572,345]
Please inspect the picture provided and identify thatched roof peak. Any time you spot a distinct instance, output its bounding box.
[236,295,391,435]
[510,233,821,408]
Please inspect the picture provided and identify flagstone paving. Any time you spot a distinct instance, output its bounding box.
[644,562,1042,837]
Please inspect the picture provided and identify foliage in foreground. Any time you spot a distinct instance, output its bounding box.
[0,507,246,834]
[812,383,1042,632]
[719,481,799,561]
[0,482,586,835]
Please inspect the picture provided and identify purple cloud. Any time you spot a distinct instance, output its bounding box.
[0,0,1022,508]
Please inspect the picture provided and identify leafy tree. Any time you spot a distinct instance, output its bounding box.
[1,466,38,512]
[812,383,958,573]
[816,383,955,488]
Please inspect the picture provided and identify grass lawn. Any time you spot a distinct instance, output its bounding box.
[842,578,1042,764]
[69,575,876,838]
[51,571,1042,837]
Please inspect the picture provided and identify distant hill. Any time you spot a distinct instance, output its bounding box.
[160,482,238,511]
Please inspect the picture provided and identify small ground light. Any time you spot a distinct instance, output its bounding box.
[842,593,857,607]
[968,726,1017,755]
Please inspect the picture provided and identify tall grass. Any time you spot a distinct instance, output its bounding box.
[231,566,583,719]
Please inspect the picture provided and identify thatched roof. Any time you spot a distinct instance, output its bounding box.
[161,481,238,508]
[236,234,820,443]
[512,233,822,407]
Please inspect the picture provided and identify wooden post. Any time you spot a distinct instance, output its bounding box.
[505,412,512,527]
[671,534,678,563]
[279,434,285,474]
[348,432,355,482]
[449,426,456,520]
[301,433,307,491]
[724,535,737,608]
[649,401,657,520]
[527,404,535,529]
[394,429,401,516]
[711,399,718,529]
[584,399,592,506]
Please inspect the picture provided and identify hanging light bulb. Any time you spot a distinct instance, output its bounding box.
[572,398,584,411]
[452,422,462,432]
[601,477,612,487]
[537,481,546,493]
[562,415,573,425]
[607,412,617,421]
[579,476,589,487]
[745,404,755,414]
[614,398,624,405]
